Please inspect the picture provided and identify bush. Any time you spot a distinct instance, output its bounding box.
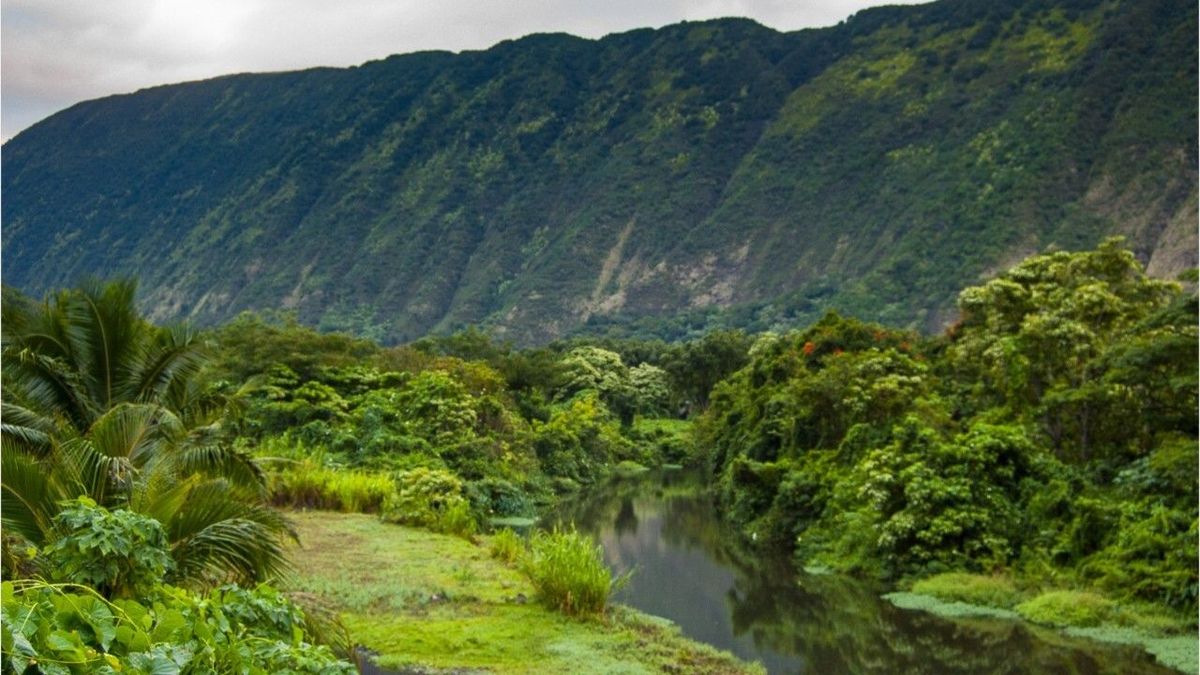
[465,477,533,518]
[0,580,357,674]
[43,497,173,599]
[910,573,1023,608]
[1016,590,1116,627]
[380,468,471,531]
[489,528,525,565]
[522,528,627,616]
[1079,498,1198,612]
[532,394,630,485]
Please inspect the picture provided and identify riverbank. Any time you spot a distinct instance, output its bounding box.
[884,573,1198,675]
[286,510,763,673]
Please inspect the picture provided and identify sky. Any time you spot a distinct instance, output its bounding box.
[1,0,928,141]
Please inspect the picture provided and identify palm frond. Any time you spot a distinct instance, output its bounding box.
[1,401,56,456]
[55,437,132,505]
[0,448,65,545]
[173,444,267,496]
[88,403,183,466]
[164,479,296,585]
[130,324,208,409]
[64,279,144,412]
[2,348,98,431]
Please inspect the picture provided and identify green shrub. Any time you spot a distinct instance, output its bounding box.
[381,468,470,530]
[1016,590,1116,627]
[522,528,628,617]
[1079,498,1198,612]
[0,580,356,674]
[910,573,1023,608]
[489,528,525,565]
[42,497,173,599]
[465,478,534,518]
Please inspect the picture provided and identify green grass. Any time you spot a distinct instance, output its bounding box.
[909,573,1023,608]
[490,528,525,565]
[268,460,395,513]
[437,499,478,541]
[522,528,629,617]
[286,511,760,674]
[343,604,762,674]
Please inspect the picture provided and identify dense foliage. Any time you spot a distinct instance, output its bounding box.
[1,498,354,674]
[0,284,358,672]
[200,311,715,538]
[698,241,1198,617]
[2,581,353,675]
[5,0,1195,343]
[1,280,292,586]
[1,238,1193,673]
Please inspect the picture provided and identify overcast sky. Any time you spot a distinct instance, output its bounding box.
[2,0,927,140]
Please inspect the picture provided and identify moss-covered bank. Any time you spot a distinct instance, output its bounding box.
[286,511,761,673]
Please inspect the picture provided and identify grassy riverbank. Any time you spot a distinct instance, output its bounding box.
[286,511,762,673]
[885,573,1198,674]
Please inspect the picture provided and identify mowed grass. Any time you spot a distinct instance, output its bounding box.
[287,511,762,674]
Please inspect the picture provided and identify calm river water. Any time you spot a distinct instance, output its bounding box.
[551,469,1177,675]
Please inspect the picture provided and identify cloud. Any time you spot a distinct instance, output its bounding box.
[1,0,927,140]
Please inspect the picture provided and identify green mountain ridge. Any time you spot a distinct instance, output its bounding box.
[3,0,1195,343]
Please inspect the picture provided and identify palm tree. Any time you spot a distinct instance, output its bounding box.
[2,279,293,585]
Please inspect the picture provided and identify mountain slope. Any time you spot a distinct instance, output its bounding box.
[3,0,1195,343]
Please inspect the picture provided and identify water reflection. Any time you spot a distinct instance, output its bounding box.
[552,470,1175,675]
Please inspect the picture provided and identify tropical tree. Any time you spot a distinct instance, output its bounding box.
[1,279,293,585]
[947,238,1185,460]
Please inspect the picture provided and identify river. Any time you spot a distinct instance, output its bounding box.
[551,469,1178,674]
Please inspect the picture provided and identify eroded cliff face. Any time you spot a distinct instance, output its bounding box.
[4,0,1195,344]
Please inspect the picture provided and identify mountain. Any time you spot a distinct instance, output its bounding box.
[3,0,1196,344]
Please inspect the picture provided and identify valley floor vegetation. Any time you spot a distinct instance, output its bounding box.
[1,238,1195,672]
[287,511,757,673]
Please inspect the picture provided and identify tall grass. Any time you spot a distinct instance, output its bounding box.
[438,500,478,541]
[269,460,395,513]
[489,528,524,565]
[522,528,628,617]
